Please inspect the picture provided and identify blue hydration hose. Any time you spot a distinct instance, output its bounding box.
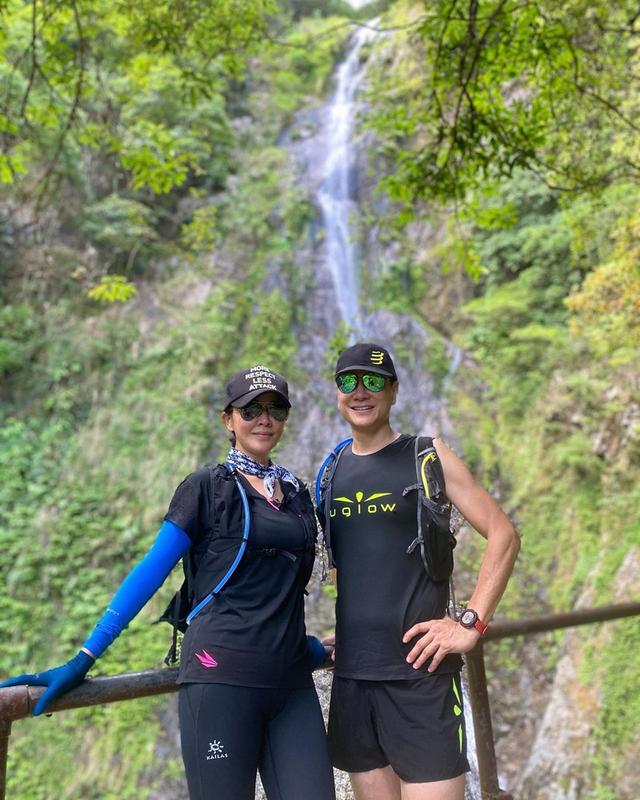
[185,468,251,625]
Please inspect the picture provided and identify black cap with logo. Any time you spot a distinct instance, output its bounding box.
[334,342,397,380]
[223,365,291,409]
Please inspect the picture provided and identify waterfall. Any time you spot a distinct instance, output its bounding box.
[316,26,376,337]
[462,676,482,800]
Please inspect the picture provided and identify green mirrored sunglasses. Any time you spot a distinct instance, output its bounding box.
[236,403,289,422]
[335,372,387,394]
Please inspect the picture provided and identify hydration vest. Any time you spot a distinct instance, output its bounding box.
[159,463,317,665]
[315,436,456,583]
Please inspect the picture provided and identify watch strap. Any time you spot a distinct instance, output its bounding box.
[473,617,488,635]
[459,607,489,635]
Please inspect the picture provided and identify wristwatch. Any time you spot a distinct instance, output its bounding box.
[458,608,488,635]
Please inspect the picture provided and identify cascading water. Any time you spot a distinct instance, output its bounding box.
[315,26,376,337]
[462,676,482,800]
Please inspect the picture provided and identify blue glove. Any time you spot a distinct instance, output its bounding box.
[0,650,94,716]
[306,635,327,670]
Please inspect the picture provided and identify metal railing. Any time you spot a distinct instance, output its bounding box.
[1,602,639,800]
[466,602,640,799]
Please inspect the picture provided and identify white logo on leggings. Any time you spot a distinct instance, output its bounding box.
[207,740,229,760]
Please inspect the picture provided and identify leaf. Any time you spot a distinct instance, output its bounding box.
[87,275,138,303]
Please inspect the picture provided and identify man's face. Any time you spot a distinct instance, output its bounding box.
[335,371,399,431]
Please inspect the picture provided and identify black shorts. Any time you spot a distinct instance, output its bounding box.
[328,674,470,783]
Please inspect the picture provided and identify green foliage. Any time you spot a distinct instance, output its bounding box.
[423,335,450,397]
[180,202,222,254]
[87,275,138,303]
[242,289,298,371]
[247,15,352,137]
[125,0,277,71]
[281,0,355,19]
[470,174,576,291]
[81,196,158,266]
[566,204,640,367]
[0,148,26,182]
[584,603,640,795]
[322,582,337,600]
[323,322,353,382]
[363,0,640,217]
[460,271,570,419]
[0,303,38,376]
[0,0,275,197]
[118,120,199,193]
[371,255,424,314]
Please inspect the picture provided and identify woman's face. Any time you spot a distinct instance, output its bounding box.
[222,391,287,464]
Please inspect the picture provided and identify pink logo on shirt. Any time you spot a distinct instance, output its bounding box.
[195,649,219,668]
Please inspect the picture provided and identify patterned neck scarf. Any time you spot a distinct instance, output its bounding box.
[226,448,300,498]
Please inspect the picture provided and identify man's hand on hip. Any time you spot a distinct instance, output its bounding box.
[403,616,480,673]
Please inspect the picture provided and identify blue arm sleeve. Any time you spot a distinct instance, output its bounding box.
[82,520,191,658]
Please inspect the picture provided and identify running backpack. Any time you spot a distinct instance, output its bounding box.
[158,463,251,665]
[315,436,456,584]
[159,463,319,666]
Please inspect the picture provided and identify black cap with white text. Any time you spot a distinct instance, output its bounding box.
[223,365,291,408]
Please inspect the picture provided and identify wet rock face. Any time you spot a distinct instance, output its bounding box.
[515,642,599,800]
[512,549,640,800]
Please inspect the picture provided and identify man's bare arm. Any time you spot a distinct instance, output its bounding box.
[403,437,520,672]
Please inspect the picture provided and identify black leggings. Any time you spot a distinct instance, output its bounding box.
[179,683,336,800]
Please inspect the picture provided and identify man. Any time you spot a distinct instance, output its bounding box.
[319,342,520,800]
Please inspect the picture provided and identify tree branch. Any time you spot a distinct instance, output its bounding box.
[34,0,87,211]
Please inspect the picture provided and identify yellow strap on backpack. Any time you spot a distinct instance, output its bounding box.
[420,451,437,500]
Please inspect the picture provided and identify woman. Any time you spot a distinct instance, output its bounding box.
[0,364,336,800]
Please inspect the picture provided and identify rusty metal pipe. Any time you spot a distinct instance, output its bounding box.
[485,602,640,641]
[466,641,501,800]
[0,668,179,724]
[0,719,10,800]
[466,641,516,799]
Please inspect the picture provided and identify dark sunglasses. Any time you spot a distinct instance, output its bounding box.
[236,403,289,422]
[335,372,387,394]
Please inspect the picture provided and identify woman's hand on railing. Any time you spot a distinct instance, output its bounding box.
[321,633,335,663]
[306,635,328,670]
[0,650,94,716]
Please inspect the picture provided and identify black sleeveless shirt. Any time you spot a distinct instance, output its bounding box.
[330,434,462,679]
